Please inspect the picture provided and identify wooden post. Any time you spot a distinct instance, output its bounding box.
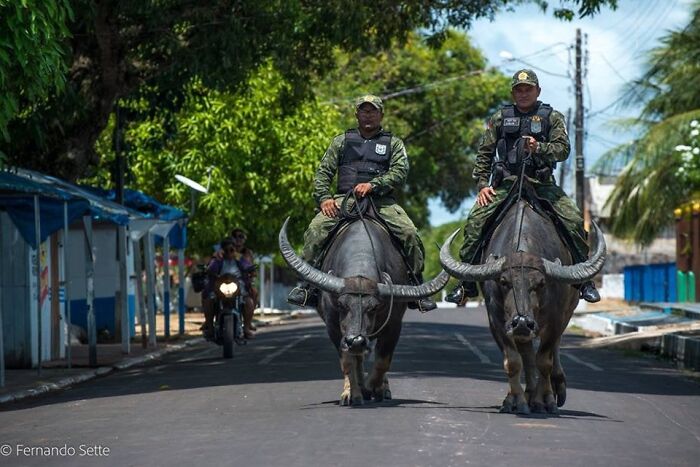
[163,234,171,338]
[178,246,185,335]
[83,215,97,367]
[692,202,700,301]
[63,203,72,368]
[34,195,42,375]
[145,233,157,348]
[118,225,130,354]
[133,238,148,349]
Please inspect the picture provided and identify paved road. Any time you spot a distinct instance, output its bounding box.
[1,307,699,466]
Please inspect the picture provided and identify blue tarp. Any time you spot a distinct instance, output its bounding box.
[1,168,187,248]
[0,171,92,247]
[81,186,188,248]
[80,187,186,222]
[1,197,91,248]
[12,168,135,226]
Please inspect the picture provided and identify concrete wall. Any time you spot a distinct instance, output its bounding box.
[66,223,135,337]
[0,212,55,368]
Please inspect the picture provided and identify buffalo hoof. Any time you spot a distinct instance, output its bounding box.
[373,389,385,402]
[545,402,560,416]
[516,401,530,415]
[361,387,373,401]
[339,391,364,407]
[530,402,545,414]
[500,395,515,413]
[371,387,391,402]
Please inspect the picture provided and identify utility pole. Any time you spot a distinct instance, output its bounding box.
[559,106,573,191]
[574,28,585,212]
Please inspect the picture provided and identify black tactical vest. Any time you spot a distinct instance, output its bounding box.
[497,102,553,170]
[337,129,392,193]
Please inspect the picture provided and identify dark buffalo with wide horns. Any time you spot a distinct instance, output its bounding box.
[440,200,605,414]
[280,217,448,406]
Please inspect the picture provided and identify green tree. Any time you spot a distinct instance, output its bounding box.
[595,4,700,245]
[0,0,72,141]
[317,30,509,227]
[2,0,615,179]
[87,63,340,253]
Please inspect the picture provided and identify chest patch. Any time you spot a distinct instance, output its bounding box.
[375,144,387,155]
[531,115,542,134]
[503,117,520,127]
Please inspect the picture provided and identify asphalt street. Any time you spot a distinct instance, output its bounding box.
[1,306,699,467]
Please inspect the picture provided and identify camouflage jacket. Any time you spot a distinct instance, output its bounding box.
[473,105,571,191]
[313,129,409,206]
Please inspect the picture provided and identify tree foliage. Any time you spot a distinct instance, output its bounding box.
[85,30,507,254]
[596,4,700,245]
[0,0,72,142]
[86,63,339,253]
[1,0,616,179]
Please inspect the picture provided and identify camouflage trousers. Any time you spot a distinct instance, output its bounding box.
[458,179,589,263]
[302,195,425,276]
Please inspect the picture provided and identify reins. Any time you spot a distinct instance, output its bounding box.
[341,190,394,338]
[512,139,533,319]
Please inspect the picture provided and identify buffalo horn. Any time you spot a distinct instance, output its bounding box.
[542,221,607,283]
[439,229,506,281]
[278,217,344,294]
[376,270,450,300]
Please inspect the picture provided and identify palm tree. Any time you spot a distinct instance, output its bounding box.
[595,3,700,246]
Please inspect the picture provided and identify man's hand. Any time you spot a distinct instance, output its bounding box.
[524,136,538,154]
[320,198,340,218]
[353,182,373,198]
[477,186,497,207]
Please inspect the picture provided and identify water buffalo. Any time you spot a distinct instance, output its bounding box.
[279,217,448,406]
[440,198,606,415]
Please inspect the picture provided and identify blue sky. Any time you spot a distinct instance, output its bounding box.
[427,0,695,226]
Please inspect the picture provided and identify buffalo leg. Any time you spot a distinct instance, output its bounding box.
[550,343,567,408]
[532,343,558,415]
[367,354,393,401]
[516,340,537,403]
[339,353,364,406]
[501,344,529,414]
[368,324,401,401]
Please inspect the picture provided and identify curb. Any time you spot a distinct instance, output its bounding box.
[0,337,205,406]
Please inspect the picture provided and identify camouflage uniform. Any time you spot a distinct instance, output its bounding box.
[302,132,425,275]
[458,105,589,263]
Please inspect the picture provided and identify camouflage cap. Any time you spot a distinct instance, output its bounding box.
[511,69,539,88]
[355,94,384,112]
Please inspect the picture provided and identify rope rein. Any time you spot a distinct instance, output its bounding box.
[342,190,395,338]
[512,139,532,319]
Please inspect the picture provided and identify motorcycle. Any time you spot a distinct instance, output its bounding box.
[212,269,246,358]
[193,261,247,358]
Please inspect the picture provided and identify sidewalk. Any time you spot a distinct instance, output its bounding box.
[569,298,700,371]
[0,308,317,406]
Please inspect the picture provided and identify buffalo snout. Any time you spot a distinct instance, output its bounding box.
[341,334,368,354]
[509,315,538,336]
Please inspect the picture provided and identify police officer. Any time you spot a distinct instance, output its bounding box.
[287,94,437,311]
[446,69,600,305]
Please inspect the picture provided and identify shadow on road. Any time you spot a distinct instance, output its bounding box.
[2,319,698,412]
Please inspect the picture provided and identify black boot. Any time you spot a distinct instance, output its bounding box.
[445,281,479,305]
[287,283,319,307]
[407,274,438,311]
[579,280,600,303]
